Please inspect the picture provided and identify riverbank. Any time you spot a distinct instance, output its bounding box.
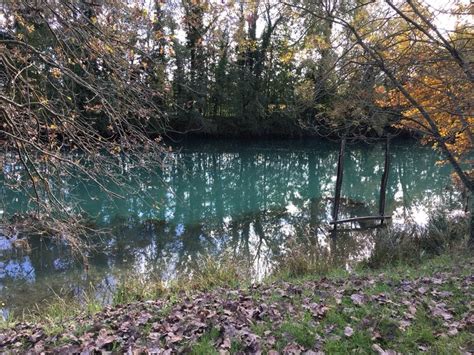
[1,251,472,353]
[163,120,416,140]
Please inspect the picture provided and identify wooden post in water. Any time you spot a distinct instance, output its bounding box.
[332,137,346,235]
[379,136,390,225]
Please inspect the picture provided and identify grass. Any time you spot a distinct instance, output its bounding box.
[190,327,221,355]
[173,252,251,292]
[366,211,469,269]
[193,250,470,354]
[272,235,334,280]
[332,254,470,353]
[112,274,167,305]
[1,211,472,353]
[278,319,317,349]
[0,251,250,333]
[0,289,104,335]
[2,250,472,353]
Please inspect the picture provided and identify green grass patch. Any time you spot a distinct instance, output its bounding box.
[278,320,317,349]
[190,327,220,355]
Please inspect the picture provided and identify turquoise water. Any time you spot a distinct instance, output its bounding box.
[0,138,463,314]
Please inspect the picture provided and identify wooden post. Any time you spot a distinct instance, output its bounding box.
[332,137,346,234]
[469,194,473,248]
[379,136,390,225]
[330,215,391,225]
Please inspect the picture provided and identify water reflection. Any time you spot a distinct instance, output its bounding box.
[0,139,463,313]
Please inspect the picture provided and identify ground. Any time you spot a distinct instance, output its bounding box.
[1,254,473,354]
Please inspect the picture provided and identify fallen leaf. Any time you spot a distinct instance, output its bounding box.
[344,326,354,337]
[372,343,398,355]
[399,320,411,331]
[371,330,382,340]
[431,306,453,321]
[418,345,429,352]
[220,337,231,349]
[350,293,365,305]
[166,333,183,344]
[417,287,428,295]
[266,335,276,346]
[447,328,458,336]
[283,342,304,354]
[96,329,116,348]
[437,291,453,298]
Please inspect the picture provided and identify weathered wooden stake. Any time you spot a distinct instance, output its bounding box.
[379,136,390,225]
[332,137,346,235]
[330,215,391,225]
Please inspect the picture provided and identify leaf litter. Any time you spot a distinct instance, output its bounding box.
[1,263,472,353]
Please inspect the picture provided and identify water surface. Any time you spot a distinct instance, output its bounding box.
[0,138,463,315]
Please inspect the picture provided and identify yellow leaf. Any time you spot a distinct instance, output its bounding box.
[105,44,114,54]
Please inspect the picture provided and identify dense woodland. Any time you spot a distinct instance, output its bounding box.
[0,0,472,239]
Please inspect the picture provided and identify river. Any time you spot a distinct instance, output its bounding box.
[0,138,464,316]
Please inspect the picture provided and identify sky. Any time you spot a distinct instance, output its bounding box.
[424,0,473,31]
[0,0,471,38]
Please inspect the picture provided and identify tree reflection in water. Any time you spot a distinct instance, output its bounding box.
[0,139,463,313]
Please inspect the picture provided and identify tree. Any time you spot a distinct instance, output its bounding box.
[287,0,473,243]
[1,0,167,246]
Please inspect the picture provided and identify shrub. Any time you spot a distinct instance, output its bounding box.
[273,236,333,278]
[367,211,469,268]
